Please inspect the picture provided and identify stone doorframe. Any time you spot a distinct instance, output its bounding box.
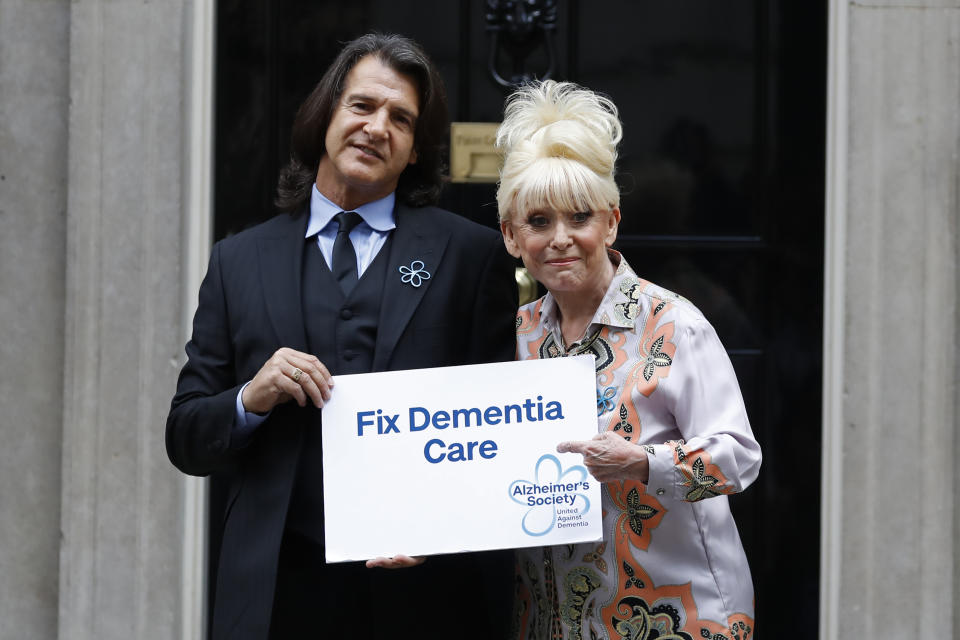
[58,1,213,639]
[179,1,215,637]
[821,1,959,638]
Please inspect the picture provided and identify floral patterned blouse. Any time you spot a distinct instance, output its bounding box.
[512,252,762,640]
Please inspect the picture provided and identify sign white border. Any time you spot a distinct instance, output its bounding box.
[321,356,602,562]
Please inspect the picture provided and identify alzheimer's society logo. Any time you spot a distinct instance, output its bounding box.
[509,454,592,536]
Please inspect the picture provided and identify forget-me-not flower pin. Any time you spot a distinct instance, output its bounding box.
[399,260,431,288]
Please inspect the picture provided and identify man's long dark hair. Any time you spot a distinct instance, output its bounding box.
[275,33,449,214]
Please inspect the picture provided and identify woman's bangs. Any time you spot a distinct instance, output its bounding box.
[513,161,609,215]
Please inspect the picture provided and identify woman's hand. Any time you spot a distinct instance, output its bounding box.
[557,431,649,483]
[365,555,426,569]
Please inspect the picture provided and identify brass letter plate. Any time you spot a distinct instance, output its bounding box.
[449,122,501,183]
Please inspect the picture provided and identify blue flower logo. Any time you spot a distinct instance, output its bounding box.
[509,454,591,537]
[597,385,616,415]
[398,260,431,287]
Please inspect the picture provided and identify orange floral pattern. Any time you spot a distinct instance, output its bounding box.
[663,440,737,502]
[632,300,676,398]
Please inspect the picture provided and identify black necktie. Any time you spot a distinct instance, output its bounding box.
[332,211,363,295]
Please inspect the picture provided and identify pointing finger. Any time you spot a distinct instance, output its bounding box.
[557,440,590,454]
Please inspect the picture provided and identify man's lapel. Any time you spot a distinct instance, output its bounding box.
[373,205,451,371]
[258,212,310,351]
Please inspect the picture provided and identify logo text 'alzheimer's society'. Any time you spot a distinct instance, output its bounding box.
[510,454,592,536]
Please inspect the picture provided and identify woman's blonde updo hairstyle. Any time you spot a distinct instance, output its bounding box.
[495,80,622,222]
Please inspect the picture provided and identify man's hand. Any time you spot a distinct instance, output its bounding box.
[241,348,333,414]
[365,555,426,569]
[557,431,650,483]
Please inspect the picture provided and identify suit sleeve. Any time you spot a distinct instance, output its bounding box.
[166,242,244,476]
[465,231,518,365]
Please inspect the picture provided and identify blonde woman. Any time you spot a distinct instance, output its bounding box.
[497,80,762,640]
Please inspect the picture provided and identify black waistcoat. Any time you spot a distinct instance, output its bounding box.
[285,235,393,541]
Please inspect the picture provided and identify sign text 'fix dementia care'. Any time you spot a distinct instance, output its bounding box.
[355,395,565,463]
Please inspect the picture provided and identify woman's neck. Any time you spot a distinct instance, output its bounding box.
[552,261,616,348]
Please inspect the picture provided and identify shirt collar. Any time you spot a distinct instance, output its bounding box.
[538,250,641,346]
[305,185,397,237]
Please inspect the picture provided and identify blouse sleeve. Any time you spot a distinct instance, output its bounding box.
[644,316,762,502]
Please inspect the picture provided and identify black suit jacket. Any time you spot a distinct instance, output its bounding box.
[166,204,518,639]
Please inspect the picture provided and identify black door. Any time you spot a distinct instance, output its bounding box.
[214,2,825,635]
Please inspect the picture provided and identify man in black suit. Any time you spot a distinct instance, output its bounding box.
[166,33,517,640]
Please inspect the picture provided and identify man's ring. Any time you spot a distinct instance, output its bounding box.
[292,367,303,383]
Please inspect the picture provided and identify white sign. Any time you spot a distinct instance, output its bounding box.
[321,355,602,562]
